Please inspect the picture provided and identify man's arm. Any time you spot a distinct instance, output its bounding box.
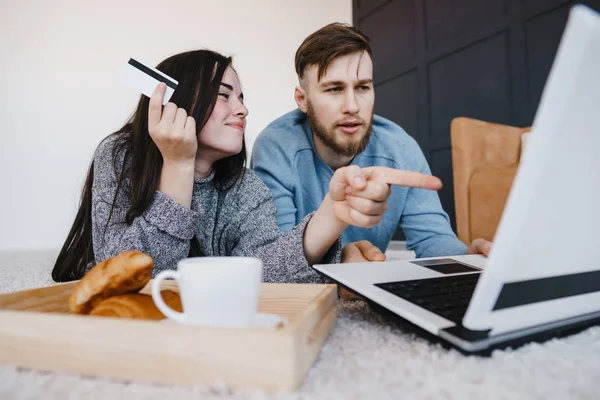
[399,143,468,258]
[250,133,298,231]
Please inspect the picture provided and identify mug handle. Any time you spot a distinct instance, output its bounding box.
[152,270,185,323]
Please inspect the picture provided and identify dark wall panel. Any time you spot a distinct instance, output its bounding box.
[429,33,511,150]
[361,0,416,82]
[525,0,600,113]
[356,0,391,17]
[523,0,571,17]
[374,70,419,142]
[424,0,506,53]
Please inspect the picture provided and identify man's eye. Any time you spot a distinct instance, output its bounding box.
[327,87,342,93]
[358,86,371,91]
[218,92,230,99]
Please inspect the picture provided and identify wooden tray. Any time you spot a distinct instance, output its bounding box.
[0,281,338,391]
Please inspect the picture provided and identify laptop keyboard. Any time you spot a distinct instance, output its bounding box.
[374,273,481,324]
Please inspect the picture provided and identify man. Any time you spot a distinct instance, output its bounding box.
[251,23,491,259]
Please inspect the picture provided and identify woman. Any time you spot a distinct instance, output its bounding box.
[51,49,439,283]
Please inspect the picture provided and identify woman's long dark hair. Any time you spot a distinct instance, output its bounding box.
[52,50,246,282]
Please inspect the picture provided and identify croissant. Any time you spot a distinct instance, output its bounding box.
[69,250,154,314]
[90,290,183,320]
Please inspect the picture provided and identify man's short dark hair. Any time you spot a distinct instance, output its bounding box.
[295,22,372,81]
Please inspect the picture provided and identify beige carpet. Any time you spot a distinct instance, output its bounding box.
[1,250,599,400]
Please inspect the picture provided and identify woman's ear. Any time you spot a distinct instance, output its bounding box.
[294,86,308,113]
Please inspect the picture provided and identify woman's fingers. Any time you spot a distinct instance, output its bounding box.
[345,195,388,216]
[363,166,442,190]
[184,116,196,136]
[146,84,197,162]
[346,180,391,202]
[349,208,382,227]
[148,83,166,127]
[330,165,363,201]
[329,166,443,229]
[161,103,177,127]
[174,107,188,132]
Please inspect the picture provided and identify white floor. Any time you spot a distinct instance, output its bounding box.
[385,240,416,261]
[1,249,600,399]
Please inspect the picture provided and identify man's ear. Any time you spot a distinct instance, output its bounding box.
[294,85,308,113]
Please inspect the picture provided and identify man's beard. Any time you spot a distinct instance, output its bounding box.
[307,101,373,158]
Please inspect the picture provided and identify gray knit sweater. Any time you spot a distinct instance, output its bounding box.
[90,135,341,283]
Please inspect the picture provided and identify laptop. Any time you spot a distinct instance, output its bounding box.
[312,4,600,355]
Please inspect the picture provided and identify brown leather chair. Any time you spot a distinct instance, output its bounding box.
[451,117,531,245]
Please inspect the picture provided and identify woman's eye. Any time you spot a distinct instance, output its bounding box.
[218,92,230,99]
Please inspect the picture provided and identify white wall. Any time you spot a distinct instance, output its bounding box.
[0,0,352,250]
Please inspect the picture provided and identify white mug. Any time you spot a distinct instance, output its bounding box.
[151,257,262,326]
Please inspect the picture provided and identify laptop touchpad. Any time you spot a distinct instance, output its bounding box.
[411,258,480,274]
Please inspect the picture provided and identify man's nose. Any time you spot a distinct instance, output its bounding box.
[342,92,359,114]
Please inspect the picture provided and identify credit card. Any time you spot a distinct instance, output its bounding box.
[120,57,178,105]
